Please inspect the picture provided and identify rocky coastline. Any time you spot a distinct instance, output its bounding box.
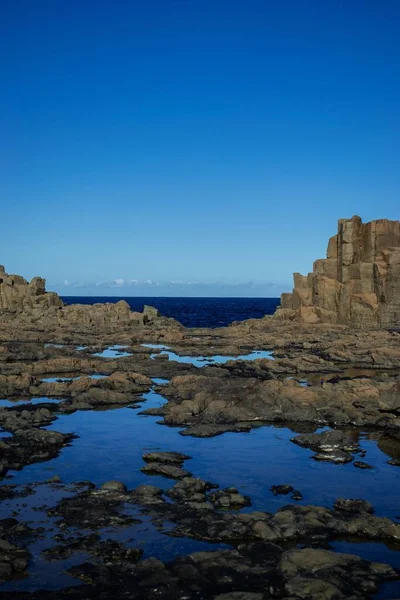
[0,219,400,600]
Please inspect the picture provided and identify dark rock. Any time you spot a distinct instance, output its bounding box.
[291,490,303,501]
[140,463,192,480]
[271,485,294,496]
[313,450,353,463]
[142,451,192,465]
[354,461,373,470]
[334,498,375,514]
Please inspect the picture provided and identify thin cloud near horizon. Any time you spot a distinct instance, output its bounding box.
[49,279,290,298]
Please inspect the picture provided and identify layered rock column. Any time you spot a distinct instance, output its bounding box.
[276,216,400,328]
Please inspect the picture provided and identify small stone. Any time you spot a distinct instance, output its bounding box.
[100,481,127,493]
[271,485,294,496]
[141,463,191,480]
[142,451,191,465]
[354,461,373,470]
[47,475,61,483]
[291,490,303,501]
[313,450,353,464]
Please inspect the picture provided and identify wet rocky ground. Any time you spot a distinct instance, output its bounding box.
[0,318,399,598]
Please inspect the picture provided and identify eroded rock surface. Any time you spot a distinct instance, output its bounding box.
[0,264,183,335]
[276,216,400,327]
[159,374,400,436]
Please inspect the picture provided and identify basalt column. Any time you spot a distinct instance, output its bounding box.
[276,216,400,328]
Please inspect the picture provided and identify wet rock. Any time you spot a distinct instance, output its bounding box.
[161,373,400,436]
[354,461,373,469]
[130,484,166,505]
[208,488,251,508]
[291,490,303,501]
[292,430,361,463]
[313,450,353,463]
[43,533,142,564]
[48,485,140,529]
[280,547,399,598]
[100,480,127,493]
[168,501,400,546]
[334,498,375,514]
[0,484,35,501]
[271,484,294,496]
[141,463,192,480]
[0,427,75,476]
[142,451,192,465]
[292,430,360,453]
[166,477,218,503]
[179,423,253,437]
[0,538,30,583]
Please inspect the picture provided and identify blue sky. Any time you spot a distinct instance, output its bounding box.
[1,0,399,296]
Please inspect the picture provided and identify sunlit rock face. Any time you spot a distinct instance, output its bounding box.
[0,265,62,315]
[276,216,400,328]
[0,264,178,333]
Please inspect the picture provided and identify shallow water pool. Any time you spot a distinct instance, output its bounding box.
[93,345,132,358]
[0,396,63,408]
[2,382,400,594]
[151,349,274,367]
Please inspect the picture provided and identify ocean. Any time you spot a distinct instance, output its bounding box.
[61,296,280,328]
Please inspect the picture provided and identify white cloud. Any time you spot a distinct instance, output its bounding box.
[113,278,125,286]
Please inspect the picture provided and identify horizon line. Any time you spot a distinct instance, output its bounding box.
[60,294,282,299]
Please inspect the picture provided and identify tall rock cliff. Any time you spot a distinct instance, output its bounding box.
[276,216,400,328]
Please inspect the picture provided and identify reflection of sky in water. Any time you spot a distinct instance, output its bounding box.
[93,345,132,358]
[0,397,62,408]
[142,343,170,350]
[41,374,107,383]
[0,485,228,593]
[3,382,400,592]
[286,376,309,387]
[151,349,274,367]
[41,377,79,383]
[9,390,400,522]
[44,343,65,348]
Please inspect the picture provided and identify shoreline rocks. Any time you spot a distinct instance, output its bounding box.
[0,250,399,598]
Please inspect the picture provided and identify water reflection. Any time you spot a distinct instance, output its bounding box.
[0,397,62,408]
[93,345,132,358]
[151,349,274,367]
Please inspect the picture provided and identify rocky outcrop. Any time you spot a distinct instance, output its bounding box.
[0,265,62,315]
[0,264,178,332]
[276,216,400,328]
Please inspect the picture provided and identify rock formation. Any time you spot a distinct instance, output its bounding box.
[276,216,400,328]
[0,265,173,331]
[0,265,62,315]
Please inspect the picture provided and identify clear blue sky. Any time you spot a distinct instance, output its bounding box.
[1,0,399,296]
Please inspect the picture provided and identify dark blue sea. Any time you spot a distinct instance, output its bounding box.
[61,296,280,328]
